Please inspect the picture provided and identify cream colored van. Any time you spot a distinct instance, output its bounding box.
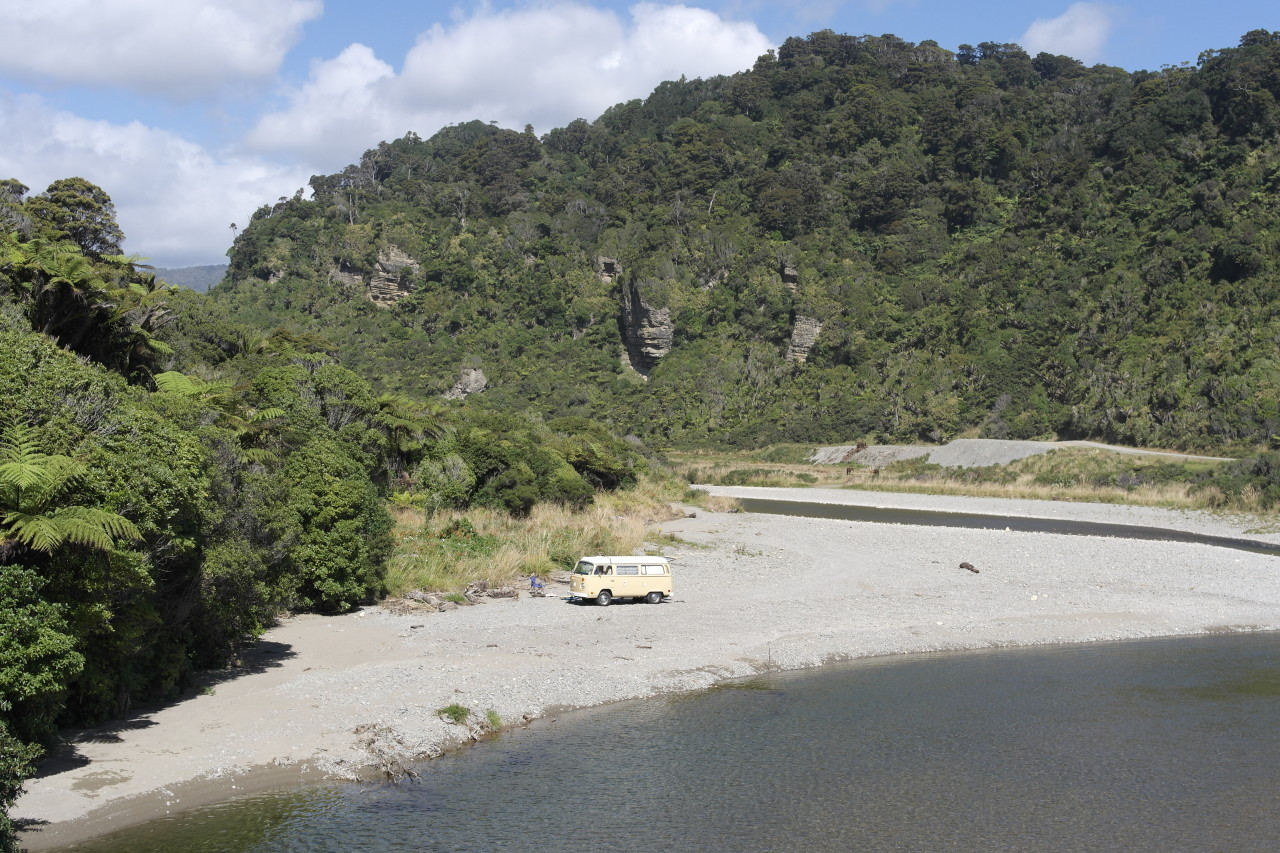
[569,555,671,606]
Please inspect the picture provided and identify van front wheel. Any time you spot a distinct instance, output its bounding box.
[595,590,612,606]
[645,591,663,604]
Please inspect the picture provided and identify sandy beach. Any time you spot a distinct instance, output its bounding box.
[16,486,1280,849]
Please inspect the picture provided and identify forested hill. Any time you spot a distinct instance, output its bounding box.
[214,29,1280,452]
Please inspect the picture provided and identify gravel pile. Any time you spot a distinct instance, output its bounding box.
[809,444,931,467]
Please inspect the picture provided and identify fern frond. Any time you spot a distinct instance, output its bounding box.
[154,371,200,395]
[0,423,56,491]
[55,506,142,544]
[239,448,279,466]
[3,512,66,552]
[146,338,175,355]
[250,408,286,423]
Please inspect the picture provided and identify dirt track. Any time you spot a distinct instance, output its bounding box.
[811,438,1233,468]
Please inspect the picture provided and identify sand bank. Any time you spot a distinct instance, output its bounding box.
[17,487,1280,849]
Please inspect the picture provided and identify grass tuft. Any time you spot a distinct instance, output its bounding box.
[438,704,470,725]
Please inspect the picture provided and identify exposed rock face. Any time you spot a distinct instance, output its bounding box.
[780,264,800,292]
[786,315,823,363]
[620,282,673,376]
[328,246,420,306]
[596,256,621,282]
[443,367,488,400]
[329,261,362,291]
[366,246,419,306]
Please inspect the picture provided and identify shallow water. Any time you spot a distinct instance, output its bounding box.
[55,633,1280,852]
[735,497,1280,556]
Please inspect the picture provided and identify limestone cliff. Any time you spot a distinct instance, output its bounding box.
[620,281,673,376]
[367,246,420,306]
[786,315,823,363]
[780,264,800,292]
[328,245,420,307]
[329,261,362,292]
[595,256,621,282]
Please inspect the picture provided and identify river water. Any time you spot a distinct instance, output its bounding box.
[734,497,1280,556]
[56,632,1280,852]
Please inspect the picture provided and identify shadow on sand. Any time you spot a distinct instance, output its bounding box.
[31,638,298,781]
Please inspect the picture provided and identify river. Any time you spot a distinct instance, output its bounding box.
[54,632,1280,852]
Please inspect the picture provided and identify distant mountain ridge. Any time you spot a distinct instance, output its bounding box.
[154,264,227,292]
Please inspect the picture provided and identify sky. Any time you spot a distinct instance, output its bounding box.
[0,1,1274,268]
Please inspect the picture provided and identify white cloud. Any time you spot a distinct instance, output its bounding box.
[246,1,772,172]
[0,92,312,266]
[1020,3,1114,63]
[0,0,322,99]
[247,44,397,169]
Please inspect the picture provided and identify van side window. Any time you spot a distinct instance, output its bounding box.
[641,565,666,575]
[616,565,639,576]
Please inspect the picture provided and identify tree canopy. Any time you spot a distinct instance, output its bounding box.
[212,29,1280,452]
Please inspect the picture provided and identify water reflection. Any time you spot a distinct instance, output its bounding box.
[56,633,1280,852]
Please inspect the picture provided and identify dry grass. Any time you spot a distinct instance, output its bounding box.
[384,474,687,596]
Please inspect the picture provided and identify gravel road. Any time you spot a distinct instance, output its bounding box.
[811,437,1235,468]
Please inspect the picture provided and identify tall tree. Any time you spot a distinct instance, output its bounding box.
[24,178,124,260]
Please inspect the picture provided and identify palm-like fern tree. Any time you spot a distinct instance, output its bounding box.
[154,371,288,464]
[0,423,140,563]
[1,235,174,377]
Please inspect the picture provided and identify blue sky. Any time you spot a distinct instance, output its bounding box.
[1,1,1273,267]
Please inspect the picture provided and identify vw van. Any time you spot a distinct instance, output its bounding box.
[569,556,671,605]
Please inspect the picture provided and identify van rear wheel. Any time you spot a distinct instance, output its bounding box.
[645,591,663,604]
[595,590,612,606]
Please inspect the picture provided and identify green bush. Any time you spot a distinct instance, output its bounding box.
[438,703,470,724]
[1,709,41,853]
[1207,452,1280,506]
[0,566,84,746]
[272,439,393,612]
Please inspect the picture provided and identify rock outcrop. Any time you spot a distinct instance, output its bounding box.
[620,281,673,376]
[366,246,419,306]
[786,315,823,363]
[443,367,488,400]
[328,260,362,291]
[328,246,420,307]
[780,264,800,292]
[596,256,621,283]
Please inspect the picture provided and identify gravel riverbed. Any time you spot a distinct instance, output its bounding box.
[17,486,1280,849]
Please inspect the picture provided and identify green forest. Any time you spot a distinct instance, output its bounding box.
[214,29,1280,451]
[3,26,1280,849]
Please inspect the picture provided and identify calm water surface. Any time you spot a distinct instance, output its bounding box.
[55,633,1280,852]
[735,497,1280,556]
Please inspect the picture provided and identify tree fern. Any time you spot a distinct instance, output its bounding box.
[0,424,56,493]
[0,423,141,556]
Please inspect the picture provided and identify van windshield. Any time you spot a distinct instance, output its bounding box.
[573,561,595,575]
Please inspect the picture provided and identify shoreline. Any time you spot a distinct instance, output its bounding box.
[17,487,1280,850]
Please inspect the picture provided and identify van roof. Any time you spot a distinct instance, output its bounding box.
[579,555,670,562]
